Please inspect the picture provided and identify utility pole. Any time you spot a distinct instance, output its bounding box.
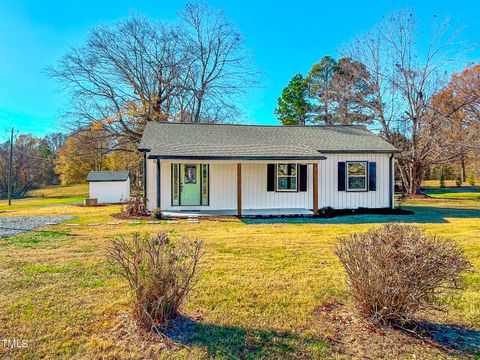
[7,127,13,206]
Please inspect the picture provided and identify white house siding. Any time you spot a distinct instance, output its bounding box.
[89,178,130,204]
[146,159,158,211]
[318,153,392,209]
[242,163,312,210]
[145,155,393,212]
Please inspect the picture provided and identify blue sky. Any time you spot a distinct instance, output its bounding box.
[0,0,479,140]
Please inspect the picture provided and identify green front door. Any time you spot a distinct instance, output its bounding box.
[180,164,201,205]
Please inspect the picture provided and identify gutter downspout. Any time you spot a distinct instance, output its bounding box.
[156,159,161,209]
[143,152,147,200]
[139,149,150,208]
[389,153,394,209]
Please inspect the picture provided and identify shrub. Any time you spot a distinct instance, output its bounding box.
[335,224,472,324]
[467,173,476,187]
[107,232,203,331]
[151,207,162,220]
[455,176,462,188]
[319,206,334,218]
[121,194,148,217]
[439,174,446,188]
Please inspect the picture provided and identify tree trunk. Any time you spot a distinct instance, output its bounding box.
[398,159,425,195]
[461,156,466,182]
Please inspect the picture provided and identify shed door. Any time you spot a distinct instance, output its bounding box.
[180,164,201,205]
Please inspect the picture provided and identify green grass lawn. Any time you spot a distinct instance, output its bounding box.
[0,184,88,211]
[422,187,480,200]
[0,185,479,359]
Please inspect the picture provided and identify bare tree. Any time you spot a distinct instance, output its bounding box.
[48,3,257,148]
[179,3,257,123]
[343,11,469,194]
[431,63,480,181]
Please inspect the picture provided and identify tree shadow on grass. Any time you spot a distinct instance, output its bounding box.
[403,321,480,356]
[164,316,329,359]
[241,206,480,225]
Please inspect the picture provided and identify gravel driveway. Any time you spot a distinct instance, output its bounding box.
[0,216,75,238]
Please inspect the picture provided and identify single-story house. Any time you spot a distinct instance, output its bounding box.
[138,122,399,216]
[87,171,130,204]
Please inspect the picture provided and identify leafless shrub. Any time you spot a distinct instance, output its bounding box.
[107,232,203,331]
[335,224,472,324]
[120,194,148,217]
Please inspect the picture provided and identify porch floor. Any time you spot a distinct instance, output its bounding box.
[162,208,313,218]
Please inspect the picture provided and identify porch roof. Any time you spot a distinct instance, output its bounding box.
[138,122,399,160]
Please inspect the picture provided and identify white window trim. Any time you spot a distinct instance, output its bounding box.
[346,161,368,192]
[276,164,298,192]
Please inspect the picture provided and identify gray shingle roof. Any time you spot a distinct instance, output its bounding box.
[138,122,398,159]
[87,171,129,182]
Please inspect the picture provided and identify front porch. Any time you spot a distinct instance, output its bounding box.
[145,159,319,216]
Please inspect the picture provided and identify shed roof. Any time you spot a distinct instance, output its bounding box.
[87,171,129,182]
[138,122,398,160]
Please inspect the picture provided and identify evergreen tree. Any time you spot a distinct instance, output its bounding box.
[274,74,309,125]
[305,56,338,124]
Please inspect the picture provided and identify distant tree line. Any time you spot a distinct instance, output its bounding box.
[0,133,65,199]
[0,128,143,199]
[275,12,480,194]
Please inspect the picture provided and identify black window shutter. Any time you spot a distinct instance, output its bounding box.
[338,162,346,191]
[369,162,377,191]
[298,164,307,192]
[267,164,275,191]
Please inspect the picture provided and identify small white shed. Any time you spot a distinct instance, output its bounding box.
[87,171,130,204]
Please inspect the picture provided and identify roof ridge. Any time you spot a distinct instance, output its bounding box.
[147,121,366,128]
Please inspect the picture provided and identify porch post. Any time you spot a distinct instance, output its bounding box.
[313,162,318,215]
[156,159,161,209]
[143,152,147,204]
[237,163,242,216]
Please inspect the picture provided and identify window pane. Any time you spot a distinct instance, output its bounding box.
[348,176,366,190]
[278,177,288,189]
[277,176,297,190]
[288,164,297,176]
[289,177,297,190]
[277,164,288,175]
[201,164,209,205]
[184,165,196,184]
[348,162,366,176]
[277,164,297,176]
[172,164,179,206]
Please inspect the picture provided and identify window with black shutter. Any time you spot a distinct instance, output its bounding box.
[267,164,275,191]
[298,164,307,192]
[369,162,377,191]
[338,162,346,191]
